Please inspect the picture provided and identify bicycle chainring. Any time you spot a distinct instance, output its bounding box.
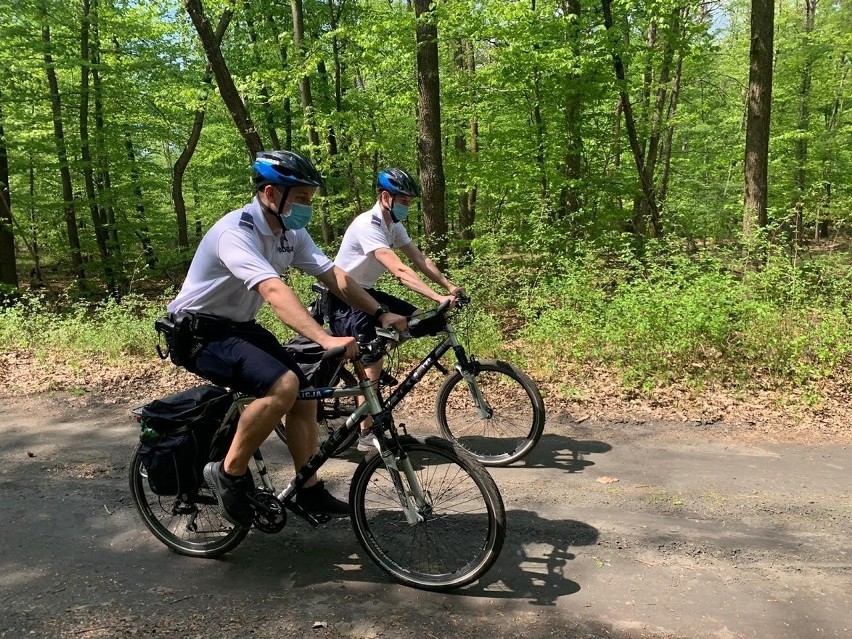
[251,492,287,533]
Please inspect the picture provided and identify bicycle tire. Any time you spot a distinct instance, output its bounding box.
[349,435,505,591]
[128,443,249,558]
[274,368,359,456]
[435,359,545,466]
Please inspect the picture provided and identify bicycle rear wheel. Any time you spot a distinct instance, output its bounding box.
[349,436,505,591]
[436,359,545,466]
[275,368,359,455]
[128,443,248,558]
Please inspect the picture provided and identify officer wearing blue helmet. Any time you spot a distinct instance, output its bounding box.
[167,151,406,526]
[330,168,465,452]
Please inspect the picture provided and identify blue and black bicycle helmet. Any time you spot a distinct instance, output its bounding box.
[376,168,420,198]
[252,150,325,191]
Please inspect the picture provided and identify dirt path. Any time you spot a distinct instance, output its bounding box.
[0,392,849,639]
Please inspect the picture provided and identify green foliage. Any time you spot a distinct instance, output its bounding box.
[0,293,165,362]
[520,243,852,389]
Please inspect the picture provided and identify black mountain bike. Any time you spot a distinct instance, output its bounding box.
[129,338,506,591]
[279,294,546,466]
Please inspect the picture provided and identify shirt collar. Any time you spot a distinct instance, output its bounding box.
[249,196,277,237]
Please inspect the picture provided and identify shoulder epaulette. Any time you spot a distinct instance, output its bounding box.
[239,211,254,230]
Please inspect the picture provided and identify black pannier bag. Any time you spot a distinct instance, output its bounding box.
[138,385,234,496]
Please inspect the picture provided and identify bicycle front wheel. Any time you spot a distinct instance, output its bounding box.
[274,367,359,456]
[349,436,505,591]
[436,359,545,466]
[128,443,248,558]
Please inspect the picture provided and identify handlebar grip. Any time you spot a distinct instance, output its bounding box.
[321,345,347,361]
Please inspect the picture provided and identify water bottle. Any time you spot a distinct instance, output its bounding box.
[140,422,161,442]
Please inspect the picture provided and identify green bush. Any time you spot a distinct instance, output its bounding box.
[520,243,852,388]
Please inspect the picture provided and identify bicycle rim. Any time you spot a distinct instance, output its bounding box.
[350,436,505,591]
[436,360,545,466]
[128,444,248,558]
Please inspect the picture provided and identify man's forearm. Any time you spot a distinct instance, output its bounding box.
[321,267,384,315]
[418,256,454,292]
[261,279,330,345]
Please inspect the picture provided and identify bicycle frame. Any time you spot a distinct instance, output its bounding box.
[381,322,493,420]
[225,358,430,526]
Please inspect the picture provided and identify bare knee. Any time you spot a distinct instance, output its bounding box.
[264,371,301,415]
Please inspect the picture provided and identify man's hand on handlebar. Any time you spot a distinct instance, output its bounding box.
[436,294,459,310]
[449,286,467,300]
[379,311,408,333]
[319,335,358,360]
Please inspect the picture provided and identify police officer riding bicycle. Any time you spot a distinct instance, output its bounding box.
[328,168,465,451]
[165,151,405,527]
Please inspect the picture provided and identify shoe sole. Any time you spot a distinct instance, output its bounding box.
[203,463,252,529]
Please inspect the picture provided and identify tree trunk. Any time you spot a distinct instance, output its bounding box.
[414,0,448,262]
[173,85,209,250]
[291,0,330,241]
[42,18,85,281]
[601,0,660,238]
[612,98,623,214]
[743,0,775,238]
[658,52,683,206]
[817,55,849,240]
[0,91,18,288]
[246,15,281,149]
[532,69,548,200]
[124,130,157,268]
[264,10,292,150]
[639,21,657,159]
[173,9,232,250]
[465,37,479,256]
[91,0,119,260]
[184,0,263,159]
[561,0,583,218]
[453,39,476,259]
[793,0,816,247]
[28,153,44,285]
[80,0,115,292]
[634,10,679,237]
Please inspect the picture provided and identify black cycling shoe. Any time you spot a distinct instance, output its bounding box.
[203,461,255,528]
[294,480,350,518]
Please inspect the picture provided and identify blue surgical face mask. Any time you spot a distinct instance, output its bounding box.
[283,202,313,230]
[392,202,409,222]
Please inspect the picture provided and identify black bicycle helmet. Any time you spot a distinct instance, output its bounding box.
[253,150,325,191]
[376,168,421,198]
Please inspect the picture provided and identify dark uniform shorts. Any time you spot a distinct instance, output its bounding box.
[190,322,311,398]
[328,288,416,364]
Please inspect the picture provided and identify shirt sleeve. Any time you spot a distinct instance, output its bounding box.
[290,229,334,276]
[217,228,280,290]
[359,216,394,254]
[393,222,412,249]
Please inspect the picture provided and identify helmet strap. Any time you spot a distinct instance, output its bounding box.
[388,195,400,223]
[259,185,291,233]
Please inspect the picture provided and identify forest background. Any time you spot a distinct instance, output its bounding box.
[0,0,849,434]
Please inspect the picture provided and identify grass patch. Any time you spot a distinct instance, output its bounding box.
[2,241,849,401]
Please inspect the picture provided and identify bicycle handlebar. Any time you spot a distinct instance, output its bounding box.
[321,345,348,361]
